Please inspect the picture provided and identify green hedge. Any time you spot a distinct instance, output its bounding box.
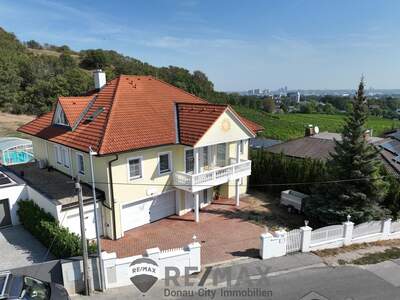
[250,149,328,194]
[17,200,96,258]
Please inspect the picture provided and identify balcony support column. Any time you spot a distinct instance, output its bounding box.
[235,141,241,206]
[235,179,240,207]
[194,192,200,223]
[194,148,200,174]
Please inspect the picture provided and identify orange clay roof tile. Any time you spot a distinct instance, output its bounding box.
[18,75,263,154]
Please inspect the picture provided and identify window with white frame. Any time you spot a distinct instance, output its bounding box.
[54,103,69,126]
[128,157,142,180]
[76,153,84,175]
[158,152,171,175]
[54,145,70,168]
[54,145,61,164]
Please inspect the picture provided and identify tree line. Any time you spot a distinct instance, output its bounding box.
[0,27,263,116]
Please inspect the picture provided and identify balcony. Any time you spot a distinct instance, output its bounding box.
[173,159,251,193]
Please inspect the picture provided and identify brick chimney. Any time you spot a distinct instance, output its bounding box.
[93,69,106,89]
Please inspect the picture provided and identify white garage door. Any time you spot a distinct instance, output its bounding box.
[65,206,103,240]
[121,191,176,232]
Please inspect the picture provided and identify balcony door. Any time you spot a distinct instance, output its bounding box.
[216,143,226,167]
[200,146,209,172]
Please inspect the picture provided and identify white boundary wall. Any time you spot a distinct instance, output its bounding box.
[260,218,400,260]
[101,242,201,290]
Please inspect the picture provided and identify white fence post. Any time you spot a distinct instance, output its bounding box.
[382,218,392,239]
[101,251,117,290]
[187,242,201,272]
[300,225,312,252]
[260,233,273,259]
[145,247,161,261]
[343,220,354,246]
[259,230,287,259]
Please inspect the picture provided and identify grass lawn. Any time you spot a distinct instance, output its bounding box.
[0,112,34,138]
[234,106,400,141]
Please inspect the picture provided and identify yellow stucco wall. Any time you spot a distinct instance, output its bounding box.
[195,109,254,148]
[29,110,252,239]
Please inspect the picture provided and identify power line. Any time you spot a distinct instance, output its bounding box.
[16,173,396,188]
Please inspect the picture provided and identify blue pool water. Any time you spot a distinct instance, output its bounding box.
[4,151,34,165]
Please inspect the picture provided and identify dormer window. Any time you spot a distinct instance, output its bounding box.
[54,103,69,126]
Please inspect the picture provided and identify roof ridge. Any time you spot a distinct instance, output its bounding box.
[97,76,122,154]
[149,76,208,103]
[176,102,228,107]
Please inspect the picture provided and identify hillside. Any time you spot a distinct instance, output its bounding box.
[0,26,235,116]
[234,106,400,140]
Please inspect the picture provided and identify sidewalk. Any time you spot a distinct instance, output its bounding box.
[202,252,325,286]
[72,252,325,299]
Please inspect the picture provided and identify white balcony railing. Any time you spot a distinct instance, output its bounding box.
[173,159,251,193]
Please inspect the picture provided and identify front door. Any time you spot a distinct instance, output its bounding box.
[0,199,12,228]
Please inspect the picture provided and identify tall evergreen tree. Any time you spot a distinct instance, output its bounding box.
[305,78,390,224]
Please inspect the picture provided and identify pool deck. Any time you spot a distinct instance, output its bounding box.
[6,162,104,208]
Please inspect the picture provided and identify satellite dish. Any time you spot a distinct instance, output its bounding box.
[314,126,320,134]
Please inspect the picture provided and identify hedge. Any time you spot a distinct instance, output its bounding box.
[17,200,96,258]
[250,149,328,194]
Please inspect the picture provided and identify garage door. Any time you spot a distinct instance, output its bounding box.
[64,206,103,240]
[0,199,11,228]
[121,191,176,232]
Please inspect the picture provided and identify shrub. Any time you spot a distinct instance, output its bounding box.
[17,200,96,258]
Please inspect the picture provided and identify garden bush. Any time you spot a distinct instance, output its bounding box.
[17,199,96,258]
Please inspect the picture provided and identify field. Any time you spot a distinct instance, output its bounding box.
[0,112,34,138]
[234,106,400,141]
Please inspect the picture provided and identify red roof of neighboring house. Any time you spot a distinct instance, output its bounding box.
[19,75,263,155]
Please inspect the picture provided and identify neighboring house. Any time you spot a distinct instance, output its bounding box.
[266,131,397,174]
[376,130,400,175]
[15,70,263,240]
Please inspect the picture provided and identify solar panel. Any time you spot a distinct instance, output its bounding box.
[380,140,400,155]
[388,131,400,141]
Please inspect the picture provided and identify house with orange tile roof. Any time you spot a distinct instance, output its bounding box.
[16,70,263,240]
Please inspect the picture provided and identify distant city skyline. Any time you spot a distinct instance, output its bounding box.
[1,0,400,91]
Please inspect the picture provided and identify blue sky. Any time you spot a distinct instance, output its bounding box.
[1,0,400,91]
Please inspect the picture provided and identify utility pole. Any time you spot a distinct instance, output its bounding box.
[89,146,105,291]
[76,178,91,296]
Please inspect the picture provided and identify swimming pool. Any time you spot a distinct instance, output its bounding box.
[2,150,34,165]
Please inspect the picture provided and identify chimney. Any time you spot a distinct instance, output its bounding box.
[93,69,106,89]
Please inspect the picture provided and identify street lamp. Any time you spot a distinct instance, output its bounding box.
[89,146,105,291]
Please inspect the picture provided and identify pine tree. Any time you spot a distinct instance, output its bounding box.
[305,78,390,224]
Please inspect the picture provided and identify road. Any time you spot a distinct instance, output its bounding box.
[72,257,400,300]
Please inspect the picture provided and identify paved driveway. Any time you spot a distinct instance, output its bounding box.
[0,225,54,271]
[102,197,265,265]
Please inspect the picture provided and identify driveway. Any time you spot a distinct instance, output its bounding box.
[102,197,265,265]
[0,225,54,271]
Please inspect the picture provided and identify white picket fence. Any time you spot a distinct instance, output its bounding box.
[286,229,302,253]
[310,225,344,245]
[352,221,382,239]
[391,220,400,233]
[260,217,400,260]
